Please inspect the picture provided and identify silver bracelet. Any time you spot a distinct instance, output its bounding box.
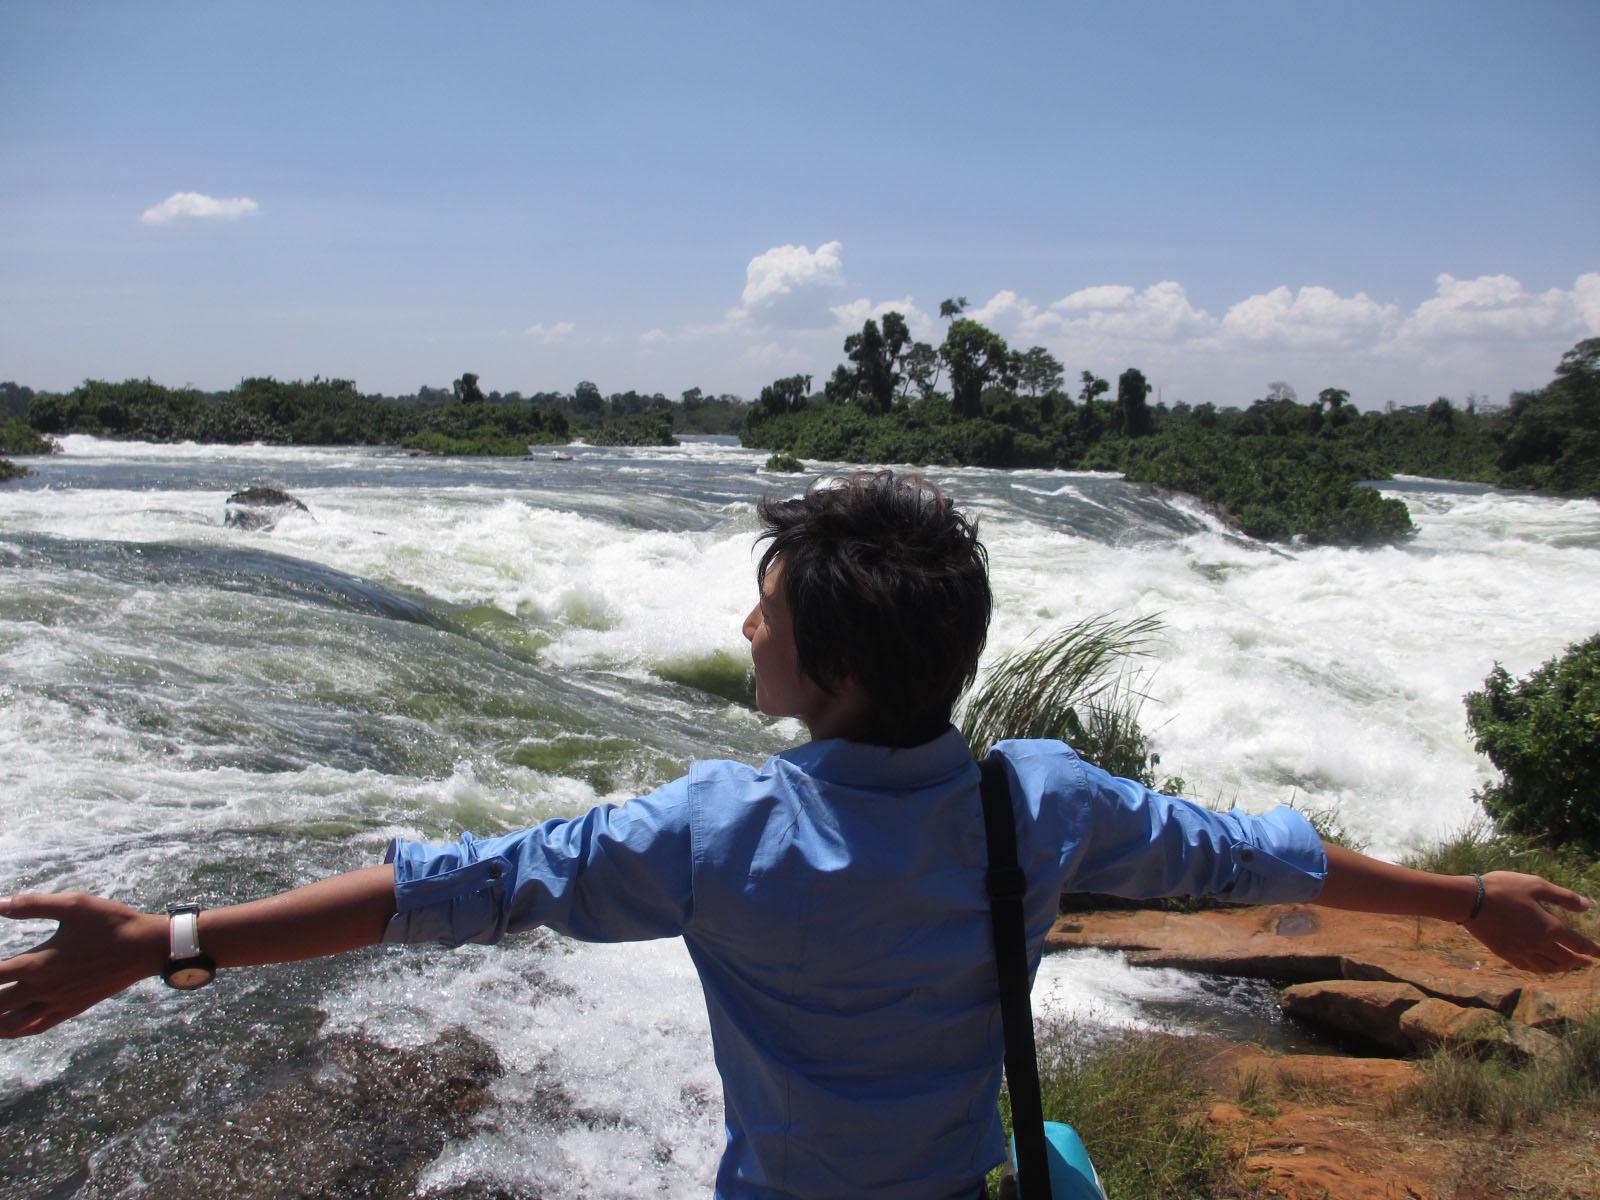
[1466,872,1486,921]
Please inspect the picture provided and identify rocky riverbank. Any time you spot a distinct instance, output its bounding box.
[1050,905,1600,1198]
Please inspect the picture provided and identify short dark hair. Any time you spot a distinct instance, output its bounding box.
[755,471,992,747]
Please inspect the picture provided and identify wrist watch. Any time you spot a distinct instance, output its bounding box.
[162,903,217,990]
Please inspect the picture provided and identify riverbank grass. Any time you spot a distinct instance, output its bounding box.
[991,1022,1244,1199]
[1394,1012,1600,1132]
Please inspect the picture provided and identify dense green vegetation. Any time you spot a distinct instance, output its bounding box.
[0,413,54,480]
[5,373,751,456]
[1462,634,1600,856]
[747,309,1600,545]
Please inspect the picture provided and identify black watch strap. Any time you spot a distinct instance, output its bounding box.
[162,903,217,990]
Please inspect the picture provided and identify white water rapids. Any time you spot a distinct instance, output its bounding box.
[1,437,1595,1197]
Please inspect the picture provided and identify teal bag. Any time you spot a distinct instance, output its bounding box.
[1009,1121,1105,1200]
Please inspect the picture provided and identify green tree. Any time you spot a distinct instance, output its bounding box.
[939,296,969,322]
[452,373,485,405]
[1015,347,1064,399]
[900,341,941,403]
[1116,368,1155,437]
[1078,371,1109,408]
[940,319,1011,418]
[1466,634,1600,854]
[842,315,911,414]
[758,374,812,416]
[573,380,604,416]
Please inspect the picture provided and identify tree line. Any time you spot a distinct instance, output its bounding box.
[0,375,750,467]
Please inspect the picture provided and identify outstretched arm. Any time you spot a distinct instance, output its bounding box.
[1315,843,1599,974]
[0,864,396,1038]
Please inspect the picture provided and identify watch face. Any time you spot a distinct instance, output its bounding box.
[166,965,214,990]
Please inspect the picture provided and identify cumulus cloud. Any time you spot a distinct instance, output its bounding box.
[741,240,844,308]
[1051,285,1137,313]
[1220,286,1397,349]
[1025,281,1212,343]
[140,192,259,225]
[1397,273,1596,343]
[523,321,575,343]
[723,240,849,330]
[828,295,934,338]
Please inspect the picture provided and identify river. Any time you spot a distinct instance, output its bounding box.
[2,436,1596,1197]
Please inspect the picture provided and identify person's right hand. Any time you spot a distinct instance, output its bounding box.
[1466,871,1600,974]
[0,893,166,1038]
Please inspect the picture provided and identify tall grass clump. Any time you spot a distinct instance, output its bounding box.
[994,1021,1236,1199]
[1394,1013,1600,1133]
[961,614,1182,792]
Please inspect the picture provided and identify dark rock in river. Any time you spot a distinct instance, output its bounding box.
[86,1026,504,1199]
[225,486,310,531]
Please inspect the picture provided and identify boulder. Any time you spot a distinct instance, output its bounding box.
[1279,980,1426,1053]
[225,486,310,530]
[1395,996,1557,1062]
[1511,984,1600,1033]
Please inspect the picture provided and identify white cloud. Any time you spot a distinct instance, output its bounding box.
[1051,285,1137,313]
[523,321,575,343]
[741,240,844,308]
[140,192,259,225]
[1575,273,1600,332]
[1220,285,1397,349]
[967,290,1038,328]
[1027,281,1212,343]
[828,295,933,338]
[639,328,669,346]
[1397,273,1595,343]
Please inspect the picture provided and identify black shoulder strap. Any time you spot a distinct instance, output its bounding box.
[979,754,1053,1200]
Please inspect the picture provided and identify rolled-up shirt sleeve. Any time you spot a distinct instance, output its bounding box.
[1066,760,1328,904]
[382,774,695,947]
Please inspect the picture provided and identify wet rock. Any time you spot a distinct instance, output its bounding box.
[225,486,310,531]
[85,1026,503,1199]
[1279,980,1426,1053]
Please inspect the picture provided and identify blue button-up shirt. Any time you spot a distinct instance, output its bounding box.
[383,728,1326,1199]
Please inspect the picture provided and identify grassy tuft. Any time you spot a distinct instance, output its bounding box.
[1393,1013,1600,1133]
[961,613,1182,792]
[992,1021,1242,1199]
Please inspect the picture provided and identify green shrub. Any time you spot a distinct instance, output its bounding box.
[1464,634,1600,854]
[0,457,26,481]
[402,430,531,456]
[0,417,53,455]
[764,452,805,473]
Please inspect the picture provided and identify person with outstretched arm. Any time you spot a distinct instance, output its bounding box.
[3,472,1596,1200]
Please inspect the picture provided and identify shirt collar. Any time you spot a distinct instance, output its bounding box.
[773,725,975,789]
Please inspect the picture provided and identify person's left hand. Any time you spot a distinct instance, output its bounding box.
[1464,872,1600,973]
[0,893,166,1038]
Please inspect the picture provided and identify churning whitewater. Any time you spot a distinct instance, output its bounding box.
[1,437,1596,1198]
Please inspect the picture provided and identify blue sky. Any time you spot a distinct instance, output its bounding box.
[3,1,1597,409]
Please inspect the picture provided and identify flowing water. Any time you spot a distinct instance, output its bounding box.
[2,437,1596,1197]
